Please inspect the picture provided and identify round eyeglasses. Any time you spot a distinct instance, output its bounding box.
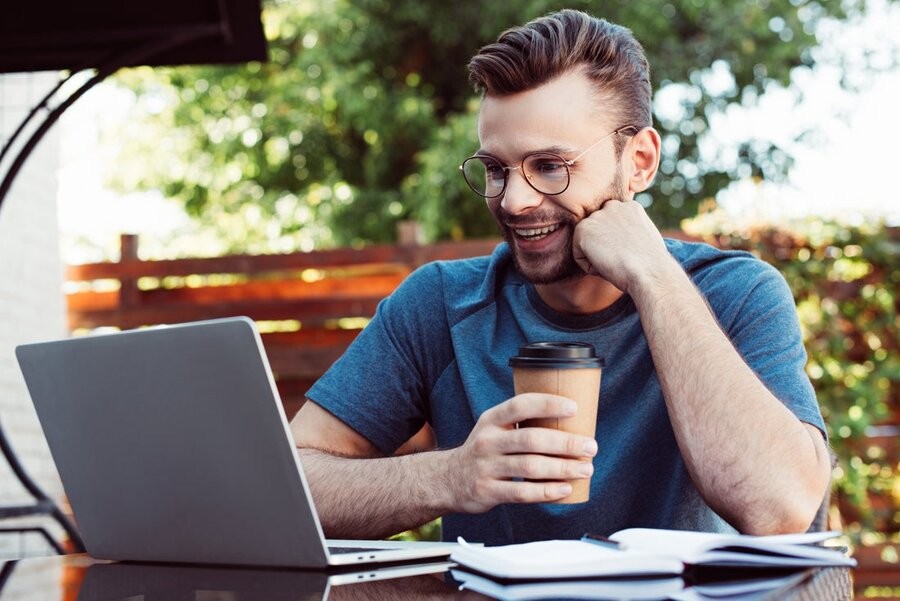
[459,126,637,198]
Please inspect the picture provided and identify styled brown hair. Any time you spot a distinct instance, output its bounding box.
[468,9,652,136]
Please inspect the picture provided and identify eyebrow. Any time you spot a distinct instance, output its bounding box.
[473,144,577,160]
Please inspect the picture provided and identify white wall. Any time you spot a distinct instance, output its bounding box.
[0,72,67,560]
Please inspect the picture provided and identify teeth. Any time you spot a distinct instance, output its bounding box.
[514,223,560,239]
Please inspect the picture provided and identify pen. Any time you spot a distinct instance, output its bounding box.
[581,533,627,550]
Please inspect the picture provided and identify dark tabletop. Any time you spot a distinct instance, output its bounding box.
[0,553,853,600]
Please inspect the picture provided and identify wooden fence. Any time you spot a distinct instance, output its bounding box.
[66,232,501,419]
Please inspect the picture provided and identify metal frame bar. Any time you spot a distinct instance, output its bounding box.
[0,561,15,596]
[0,527,68,556]
[0,417,85,553]
[0,71,73,167]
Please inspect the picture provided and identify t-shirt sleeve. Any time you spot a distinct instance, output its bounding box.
[706,259,827,439]
[304,262,449,455]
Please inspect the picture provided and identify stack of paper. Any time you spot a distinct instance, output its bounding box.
[451,569,813,601]
[449,528,855,581]
[610,528,856,569]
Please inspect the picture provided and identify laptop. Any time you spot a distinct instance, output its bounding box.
[15,317,456,568]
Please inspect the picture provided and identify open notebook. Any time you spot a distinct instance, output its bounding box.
[449,528,855,580]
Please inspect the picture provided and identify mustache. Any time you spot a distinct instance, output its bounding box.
[499,209,576,228]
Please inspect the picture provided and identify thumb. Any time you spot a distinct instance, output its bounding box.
[572,225,598,275]
[573,250,596,275]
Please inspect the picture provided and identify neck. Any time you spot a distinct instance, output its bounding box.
[535,275,624,314]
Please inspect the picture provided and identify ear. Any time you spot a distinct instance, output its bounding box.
[626,127,661,194]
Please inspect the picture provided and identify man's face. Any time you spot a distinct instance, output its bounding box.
[476,70,629,284]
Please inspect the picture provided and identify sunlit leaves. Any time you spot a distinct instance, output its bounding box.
[107,0,868,249]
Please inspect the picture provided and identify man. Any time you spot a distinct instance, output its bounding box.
[290,9,830,544]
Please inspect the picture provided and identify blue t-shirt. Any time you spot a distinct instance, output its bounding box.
[307,240,825,544]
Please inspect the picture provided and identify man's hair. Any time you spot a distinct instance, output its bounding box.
[467,9,652,134]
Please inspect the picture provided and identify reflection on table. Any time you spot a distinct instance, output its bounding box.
[0,553,852,601]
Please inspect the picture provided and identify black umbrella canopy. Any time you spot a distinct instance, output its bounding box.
[0,0,267,73]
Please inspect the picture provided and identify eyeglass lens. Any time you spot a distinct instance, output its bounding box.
[462,153,571,198]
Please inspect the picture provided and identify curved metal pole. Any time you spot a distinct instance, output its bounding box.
[0,418,84,552]
[0,527,68,555]
[0,562,15,596]
[0,67,109,212]
[0,23,223,216]
[0,52,118,168]
[0,71,72,167]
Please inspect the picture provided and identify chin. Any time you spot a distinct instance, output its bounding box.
[511,254,584,285]
[500,230,578,285]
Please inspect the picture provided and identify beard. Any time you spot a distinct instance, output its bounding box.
[499,213,583,284]
[492,168,626,285]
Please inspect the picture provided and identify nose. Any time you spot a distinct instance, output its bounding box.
[500,169,543,215]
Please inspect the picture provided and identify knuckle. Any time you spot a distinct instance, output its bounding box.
[543,396,557,415]
[480,405,499,422]
[542,483,559,501]
[518,428,539,449]
[510,487,530,504]
[520,456,540,477]
[472,435,491,455]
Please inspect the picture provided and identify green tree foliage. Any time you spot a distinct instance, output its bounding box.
[108,0,865,249]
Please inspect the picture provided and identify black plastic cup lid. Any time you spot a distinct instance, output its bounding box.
[509,342,604,369]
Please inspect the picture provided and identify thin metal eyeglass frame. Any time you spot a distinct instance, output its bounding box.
[459,125,638,198]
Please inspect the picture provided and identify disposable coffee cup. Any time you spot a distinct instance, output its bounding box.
[509,342,603,504]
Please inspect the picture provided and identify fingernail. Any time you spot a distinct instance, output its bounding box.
[557,484,573,496]
[579,463,593,476]
[583,439,598,455]
[563,401,577,415]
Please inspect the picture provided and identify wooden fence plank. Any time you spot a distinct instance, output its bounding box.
[65,244,404,280]
[68,296,387,330]
[66,238,500,281]
[261,328,361,348]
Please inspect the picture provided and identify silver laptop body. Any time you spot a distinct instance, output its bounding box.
[16,317,452,568]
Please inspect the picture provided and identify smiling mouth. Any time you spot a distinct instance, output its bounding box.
[513,223,561,241]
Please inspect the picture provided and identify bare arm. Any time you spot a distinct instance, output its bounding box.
[573,200,831,534]
[290,395,598,539]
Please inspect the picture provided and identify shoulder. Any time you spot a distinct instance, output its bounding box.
[665,237,793,329]
[398,242,519,324]
[428,241,514,284]
[665,237,783,289]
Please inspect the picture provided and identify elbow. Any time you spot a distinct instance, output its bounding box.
[742,436,833,535]
[737,482,830,536]
[740,507,815,536]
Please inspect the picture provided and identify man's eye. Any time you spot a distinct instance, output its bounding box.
[532,159,566,176]
[484,163,505,178]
